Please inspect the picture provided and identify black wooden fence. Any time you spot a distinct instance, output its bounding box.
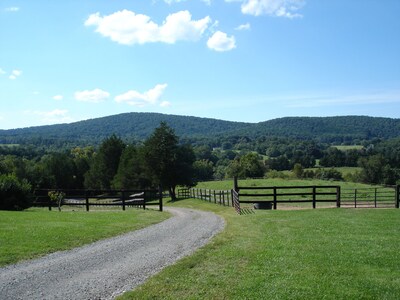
[33,188,163,211]
[179,180,400,215]
[341,186,399,208]
[178,188,233,207]
[234,177,341,211]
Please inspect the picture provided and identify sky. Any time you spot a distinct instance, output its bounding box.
[1,0,400,130]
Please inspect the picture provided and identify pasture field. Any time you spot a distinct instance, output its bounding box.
[305,166,363,177]
[0,208,169,267]
[195,177,385,191]
[332,145,364,151]
[120,198,400,299]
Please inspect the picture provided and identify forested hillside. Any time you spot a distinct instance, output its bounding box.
[0,113,250,146]
[0,113,400,147]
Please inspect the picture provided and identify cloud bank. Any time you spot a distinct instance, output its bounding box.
[207,31,236,52]
[75,89,110,103]
[115,84,169,107]
[85,10,211,45]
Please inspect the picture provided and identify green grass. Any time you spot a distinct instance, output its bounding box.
[0,208,170,267]
[119,199,400,299]
[195,177,381,191]
[306,166,363,177]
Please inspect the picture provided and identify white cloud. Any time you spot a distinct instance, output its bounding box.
[207,31,236,52]
[227,0,304,18]
[85,10,211,45]
[5,7,19,12]
[74,88,110,103]
[115,84,168,107]
[160,101,172,107]
[235,23,251,30]
[0,68,6,75]
[9,70,22,80]
[53,95,63,101]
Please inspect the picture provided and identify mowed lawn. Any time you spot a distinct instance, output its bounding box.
[0,208,170,267]
[120,199,400,299]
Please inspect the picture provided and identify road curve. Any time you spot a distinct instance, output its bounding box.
[0,207,225,300]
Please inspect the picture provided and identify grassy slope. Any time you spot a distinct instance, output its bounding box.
[120,199,400,299]
[0,208,169,267]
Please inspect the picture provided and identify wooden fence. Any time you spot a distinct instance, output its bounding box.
[234,177,341,211]
[179,180,400,215]
[178,188,233,207]
[341,186,399,208]
[33,188,163,211]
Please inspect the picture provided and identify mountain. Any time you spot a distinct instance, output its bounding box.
[0,113,252,146]
[1,113,399,146]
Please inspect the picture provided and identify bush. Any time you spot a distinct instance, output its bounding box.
[0,174,32,210]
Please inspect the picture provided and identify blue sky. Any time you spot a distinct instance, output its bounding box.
[1,0,399,129]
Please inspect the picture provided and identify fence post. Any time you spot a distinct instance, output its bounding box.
[121,190,126,211]
[234,176,239,193]
[48,193,52,211]
[234,176,239,208]
[354,189,357,208]
[143,190,146,210]
[273,187,277,210]
[85,191,90,212]
[336,186,341,208]
[374,188,377,208]
[312,186,316,209]
[396,185,399,209]
[159,185,163,212]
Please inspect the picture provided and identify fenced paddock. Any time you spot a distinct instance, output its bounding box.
[190,179,400,214]
[341,186,398,208]
[234,177,340,212]
[32,188,163,211]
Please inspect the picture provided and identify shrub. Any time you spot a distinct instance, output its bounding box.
[0,174,32,210]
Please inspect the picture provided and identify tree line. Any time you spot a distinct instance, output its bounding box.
[0,123,196,210]
[1,122,400,210]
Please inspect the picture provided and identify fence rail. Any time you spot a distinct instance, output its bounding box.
[179,181,400,215]
[178,188,233,207]
[341,187,397,208]
[33,188,163,211]
[234,177,340,210]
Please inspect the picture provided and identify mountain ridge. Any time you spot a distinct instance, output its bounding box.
[1,113,399,146]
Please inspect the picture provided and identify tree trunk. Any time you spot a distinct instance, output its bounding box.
[169,186,177,201]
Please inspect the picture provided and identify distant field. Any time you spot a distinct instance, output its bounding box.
[306,166,362,177]
[0,208,169,266]
[120,199,400,299]
[332,145,364,151]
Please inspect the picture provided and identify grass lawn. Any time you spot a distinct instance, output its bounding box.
[120,199,400,299]
[0,208,170,267]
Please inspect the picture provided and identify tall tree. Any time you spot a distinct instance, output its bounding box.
[85,135,125,189]
[112,145,150,189]
[143,122,195,200]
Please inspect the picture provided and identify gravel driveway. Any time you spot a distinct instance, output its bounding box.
[0,207,224,300]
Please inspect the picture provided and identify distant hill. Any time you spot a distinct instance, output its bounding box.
[0,113,251,146]
[249,116,400,143]
[0,113,399,146]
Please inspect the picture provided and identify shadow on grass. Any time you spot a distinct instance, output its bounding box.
[240,208,255,215]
